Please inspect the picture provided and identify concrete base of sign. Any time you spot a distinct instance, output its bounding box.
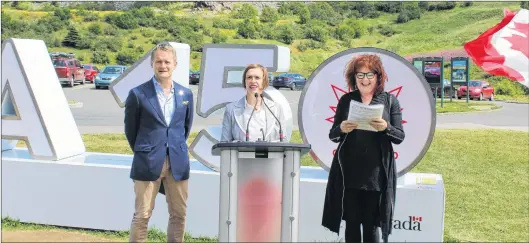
[1,148,445,242]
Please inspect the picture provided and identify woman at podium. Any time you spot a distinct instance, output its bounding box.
[322,54,405,243]
[220,64,286,143]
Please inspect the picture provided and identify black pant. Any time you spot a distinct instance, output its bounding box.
[344,188,381,243]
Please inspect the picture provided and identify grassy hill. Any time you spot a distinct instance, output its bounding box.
[1,1,527,97]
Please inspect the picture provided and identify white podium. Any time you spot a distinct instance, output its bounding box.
[212,142,311,242]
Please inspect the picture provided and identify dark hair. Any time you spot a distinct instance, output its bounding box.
[242,64,269,88]
[344,54,388,94]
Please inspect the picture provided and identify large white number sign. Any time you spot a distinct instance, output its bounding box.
[189,44,292,171]
[1,38,85,160]
[298,47,436,176]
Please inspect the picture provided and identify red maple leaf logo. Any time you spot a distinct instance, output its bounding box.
[503,22,529,59]
[326,85,407,124]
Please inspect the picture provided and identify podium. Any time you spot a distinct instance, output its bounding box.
[212,142,311,242]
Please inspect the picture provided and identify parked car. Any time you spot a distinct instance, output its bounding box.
[51,52,85,87]
[432,79,456,98]
[273,73,306,90]
[189,70,200,85]
[94,65,128,89]
[83,64,99,83]
[456,80,495,101]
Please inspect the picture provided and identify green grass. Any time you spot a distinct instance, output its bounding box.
[495,94,529,103]
[435,99,501,113]
[10,129,528,242]
[1,217,216,242]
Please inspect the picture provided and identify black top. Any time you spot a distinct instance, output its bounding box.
[343,129,385,191]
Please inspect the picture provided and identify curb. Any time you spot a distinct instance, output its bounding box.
[69,102,84,108]
[437,105,503,115]
[496,100,529,104]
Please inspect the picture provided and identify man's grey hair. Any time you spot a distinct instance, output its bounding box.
[150,42,177,64]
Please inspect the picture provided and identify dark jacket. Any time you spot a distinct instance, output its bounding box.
[124,79,194,194]
[321,90,405,242]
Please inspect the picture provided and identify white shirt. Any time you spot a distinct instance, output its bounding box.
[243,98,267,141]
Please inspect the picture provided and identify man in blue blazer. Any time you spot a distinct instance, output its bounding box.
[124,42,194,243]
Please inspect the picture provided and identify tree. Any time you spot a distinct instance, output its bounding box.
[521,1,529,9]
[62,27,80,48]
[260,7,279,23]
[232,3,258,19]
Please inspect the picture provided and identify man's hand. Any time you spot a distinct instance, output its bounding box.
[340,120,359,133]
[369,118,388,132]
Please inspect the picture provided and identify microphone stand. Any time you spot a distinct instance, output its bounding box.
[245,92,259,142]
[260,94,284,142]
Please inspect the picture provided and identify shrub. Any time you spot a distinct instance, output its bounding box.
[53,8,71,21]
[116,50,138,65]
[212,18,237,29]
[379,25,398,37]
[521,1,529,9]
[297,40,325,52]
[278,2,305,15]
[260,7,279,23]
[88,23,102,35]
[103,25,119,36]
[231,3,258,19]
[275,25,295,44]
[461,1,473,7]
[260,24,276,40]
[211,30,228,44]
[237,18,260,39]
[76,36,93,49]
[298,6,310,24]
[418,1,429,10]
[304,21,329,42]
[141,28,155,38]
[396,12,410,23]
[114,12,138,29]
[490,78,525,96]
[374,2,401,13]
[308,2,342,26]
[83,12,99,22]
[91,51,110,64]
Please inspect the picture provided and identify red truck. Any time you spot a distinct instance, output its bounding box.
[50,52,85,87]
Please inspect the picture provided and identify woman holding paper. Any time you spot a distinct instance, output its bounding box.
[322,54,405,243]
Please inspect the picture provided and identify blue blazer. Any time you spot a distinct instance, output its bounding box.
[124,79,194,183]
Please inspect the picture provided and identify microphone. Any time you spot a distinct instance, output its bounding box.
[245,92,259,142]
[260,94,284,142]
[260,128,265,141]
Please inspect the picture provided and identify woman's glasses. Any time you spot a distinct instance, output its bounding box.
[355,72,376,80]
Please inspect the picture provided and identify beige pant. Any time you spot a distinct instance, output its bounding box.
[129,158,188,243]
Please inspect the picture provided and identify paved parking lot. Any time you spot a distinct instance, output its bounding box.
[62,82,529,134]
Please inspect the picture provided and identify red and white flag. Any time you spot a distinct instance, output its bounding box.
[464,8,529,88]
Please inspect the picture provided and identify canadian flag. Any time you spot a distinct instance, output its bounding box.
[464,8,529,88]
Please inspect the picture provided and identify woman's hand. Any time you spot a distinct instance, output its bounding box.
[369,118,388,131]
[340,120,359,133]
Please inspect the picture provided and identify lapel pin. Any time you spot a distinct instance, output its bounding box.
[178,90,184,96]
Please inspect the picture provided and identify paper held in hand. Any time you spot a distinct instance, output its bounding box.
[347,100,384,132]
